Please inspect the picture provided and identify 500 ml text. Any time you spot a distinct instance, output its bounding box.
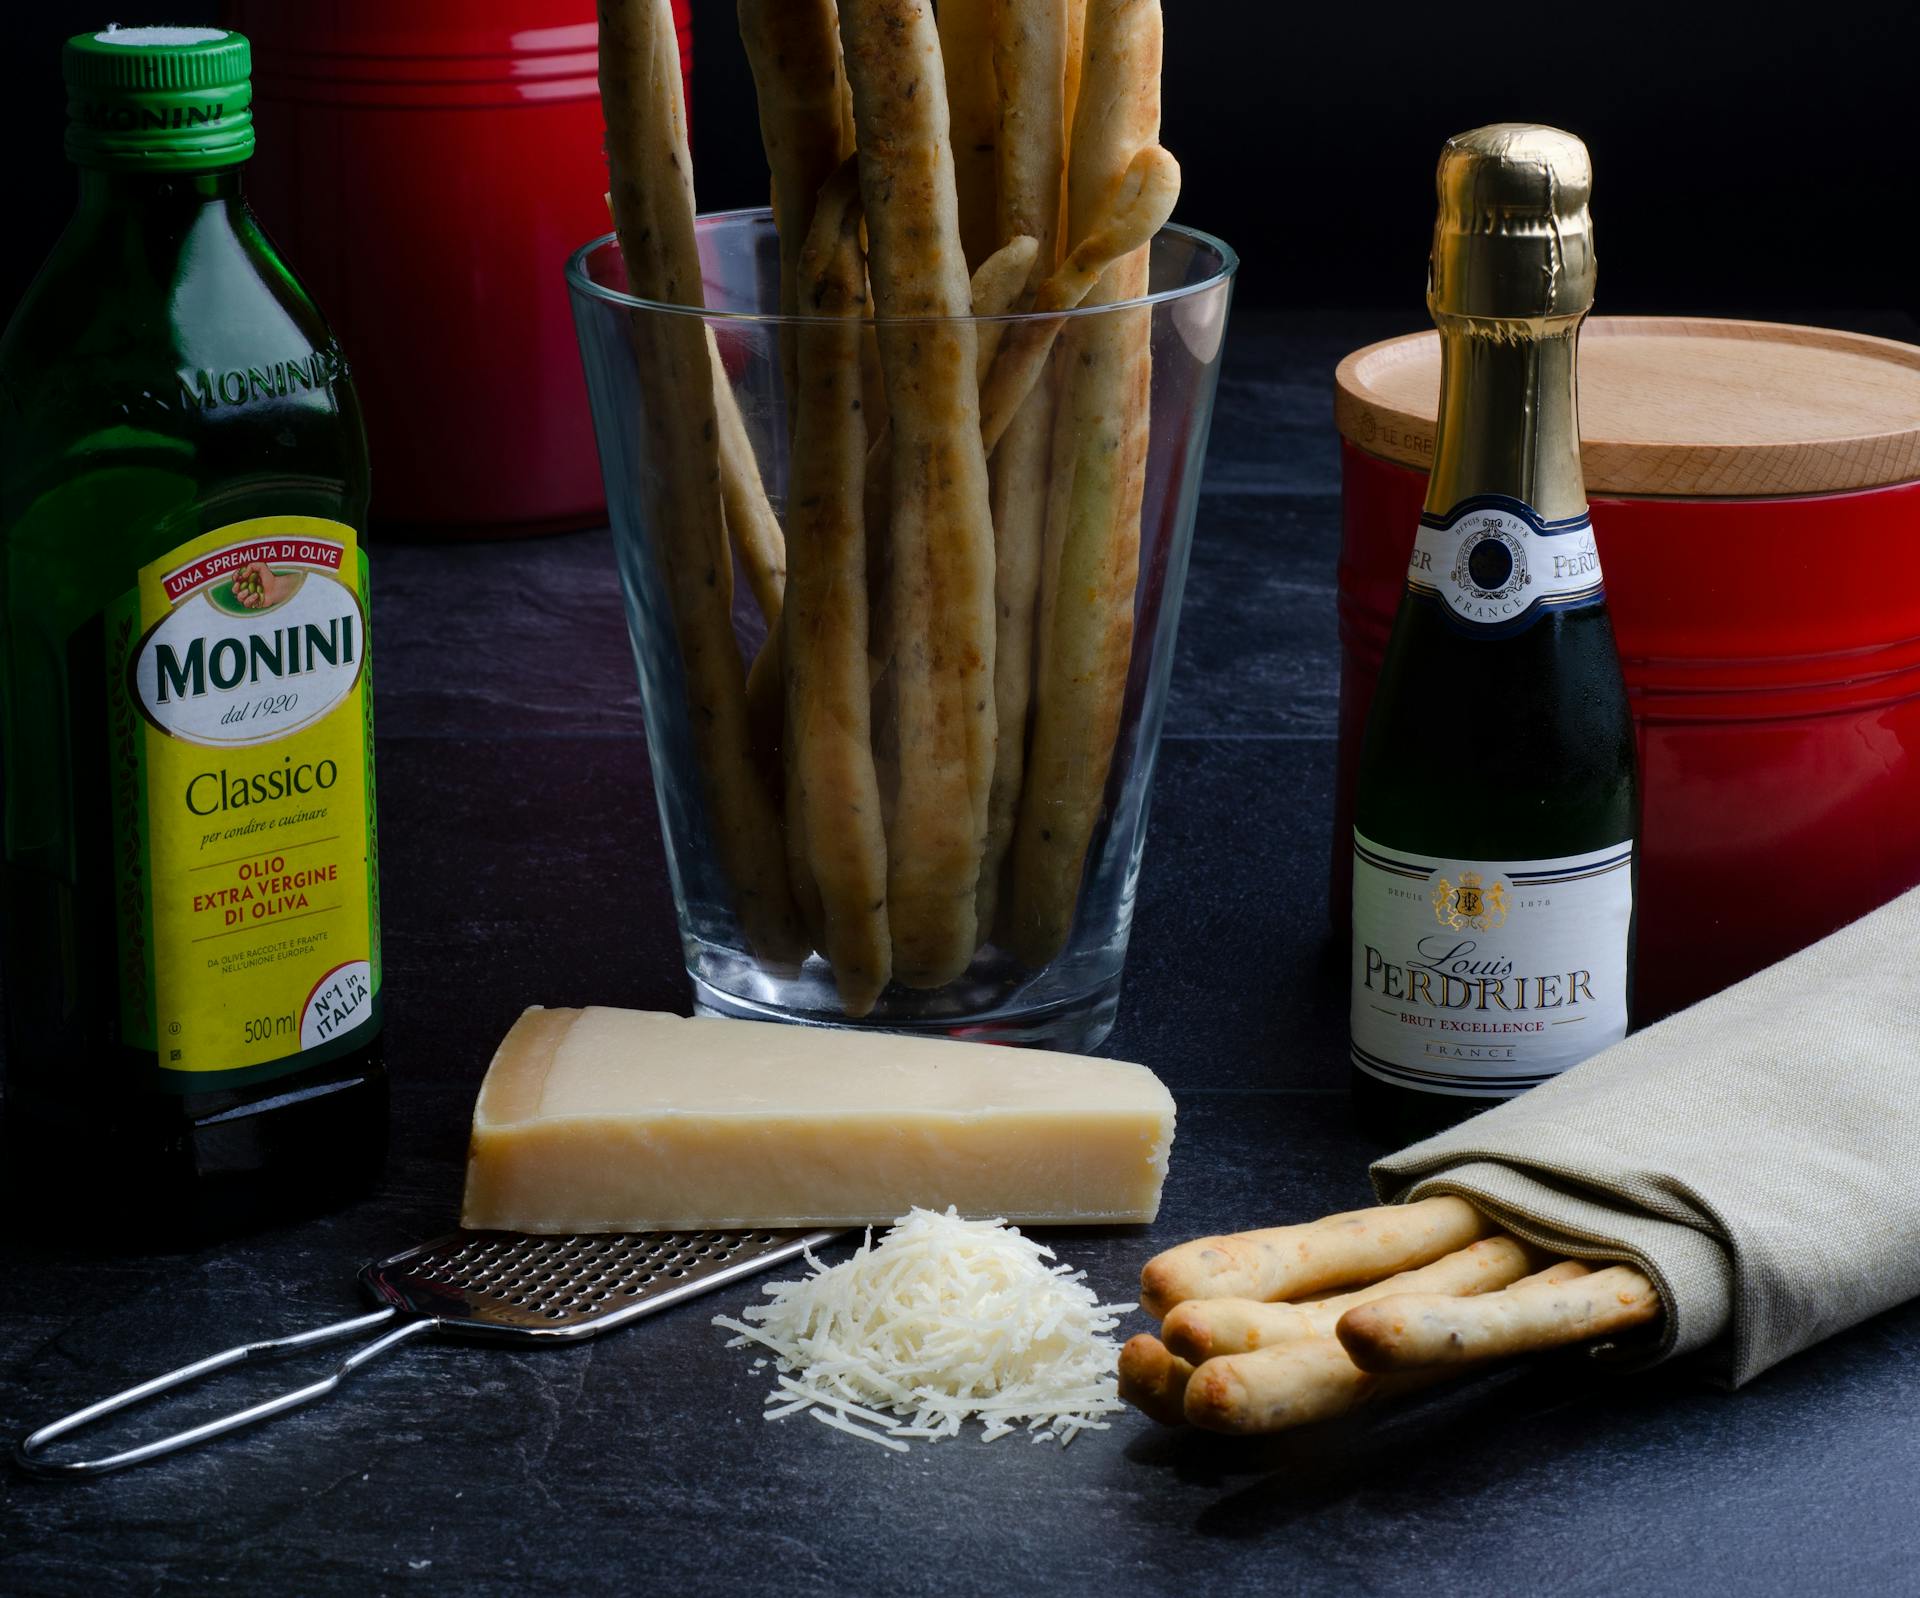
[1362,939,1594,1012]
[243,1013,295,1044]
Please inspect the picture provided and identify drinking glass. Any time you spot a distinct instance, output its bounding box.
[567,209,1235,1050]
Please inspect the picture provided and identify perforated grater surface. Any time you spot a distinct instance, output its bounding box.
[16,1225,841,1478]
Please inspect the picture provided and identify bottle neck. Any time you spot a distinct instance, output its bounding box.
[74,165,245,225]
[1425,316,1587,523]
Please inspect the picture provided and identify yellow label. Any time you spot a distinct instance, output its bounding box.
[106,515,381,1083]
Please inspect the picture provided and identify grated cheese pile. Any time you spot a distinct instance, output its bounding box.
[712,1206,1135,1452]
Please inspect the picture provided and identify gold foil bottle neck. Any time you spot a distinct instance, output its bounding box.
[1428,123,1595,324]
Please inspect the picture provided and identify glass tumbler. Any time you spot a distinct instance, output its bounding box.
[567,209,1236,1051]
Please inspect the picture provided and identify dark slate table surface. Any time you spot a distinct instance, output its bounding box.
[6,307,1920,1598]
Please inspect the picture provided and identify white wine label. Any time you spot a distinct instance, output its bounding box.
[1407,493,1603,636]
[1350,830,1633,1098]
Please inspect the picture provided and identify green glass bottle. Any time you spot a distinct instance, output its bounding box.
[1350,124,1638,1144]
[1,27,385,1236]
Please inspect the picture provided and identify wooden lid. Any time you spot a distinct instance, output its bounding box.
[1335,317,1920,497]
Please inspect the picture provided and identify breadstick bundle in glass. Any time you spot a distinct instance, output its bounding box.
[1121,1198,1664,1434]
[573,0,1232,1041]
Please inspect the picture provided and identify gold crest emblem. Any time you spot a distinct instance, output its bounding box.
[1432,869,1509,932]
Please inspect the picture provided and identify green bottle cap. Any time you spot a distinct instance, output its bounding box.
[63,26,253,172]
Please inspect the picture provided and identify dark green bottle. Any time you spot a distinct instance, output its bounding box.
[1350,124,1637,1145]
[1,27,385,1237]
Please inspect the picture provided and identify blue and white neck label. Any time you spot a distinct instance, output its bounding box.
[1408,494,1603,637]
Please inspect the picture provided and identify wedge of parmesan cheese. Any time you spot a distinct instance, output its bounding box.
[714,1206,1135,1450]
[460,1008,1176,1232]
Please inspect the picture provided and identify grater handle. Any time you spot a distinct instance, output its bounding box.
[14,1306,437,1479]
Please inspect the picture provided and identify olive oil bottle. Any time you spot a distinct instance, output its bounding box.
[1350,125,1637,1143]
[0,28,385,1235]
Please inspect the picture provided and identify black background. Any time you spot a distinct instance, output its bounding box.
[7,11,1920,1590]
[8,1,1916,321]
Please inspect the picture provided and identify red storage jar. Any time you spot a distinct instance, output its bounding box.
[226,1,693,536]
[1334,318,1920,1021]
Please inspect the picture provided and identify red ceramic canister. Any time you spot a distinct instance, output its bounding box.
[1334,318,1920,1021]
[227,1,693,536]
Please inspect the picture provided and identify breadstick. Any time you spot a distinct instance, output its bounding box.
[1169,1255,1590,1366]
[841,0,1000,988]
[859,233,1030,915]
[1182,1335,1451,1436]
[1062,0,1088,161]
[1512,1258,1594,1288]
[860,229,1039,576]
[744,630,789,784]
[1160,1235,1540,1363]
[602,196,787,636]
[717,323,793,829]
[1139,1196,1492,1319]
[969,234,1041,382]
[600,196,789,631]
[737,0,854,411]
[977,141,1179,454]
[1123,1264,1596,1436]
[602,179,738,614]
[710,332,787,629]
[975,0,1072,943]
[856,124,1030,886]
[1117,1333,1194,1428]
[993,0,1072,266]
[744,587,795,944]
[1002,0,1165,967]
[599,0,804,965]
[936,0,999,270]
[859,309,887,401]
[735,0,854,773]
[1337,1263,1661,1374]
[1056,0,1087,273]
[780,162,891,1016]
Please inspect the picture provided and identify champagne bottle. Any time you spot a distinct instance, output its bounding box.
[1350,124,1637,1143]
[0,28,385,1236]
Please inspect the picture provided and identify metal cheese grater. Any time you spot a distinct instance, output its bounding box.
[15,1226,841,1478]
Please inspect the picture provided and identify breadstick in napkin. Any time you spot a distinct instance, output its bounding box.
[1373,885,1920,1386]
[1117,1332,1195,1427]
[1178,1261,1591,1435]
[1140,1196,1491,1318]
[1337,1264,1656,1373]
[1181,1334,1443,1436]
[1161,1235,1540,1362]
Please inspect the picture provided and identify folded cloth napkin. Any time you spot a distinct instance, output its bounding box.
[1371,885,1920,1387]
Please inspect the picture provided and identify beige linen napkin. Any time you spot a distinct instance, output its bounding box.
[1371,885,1920,1386]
